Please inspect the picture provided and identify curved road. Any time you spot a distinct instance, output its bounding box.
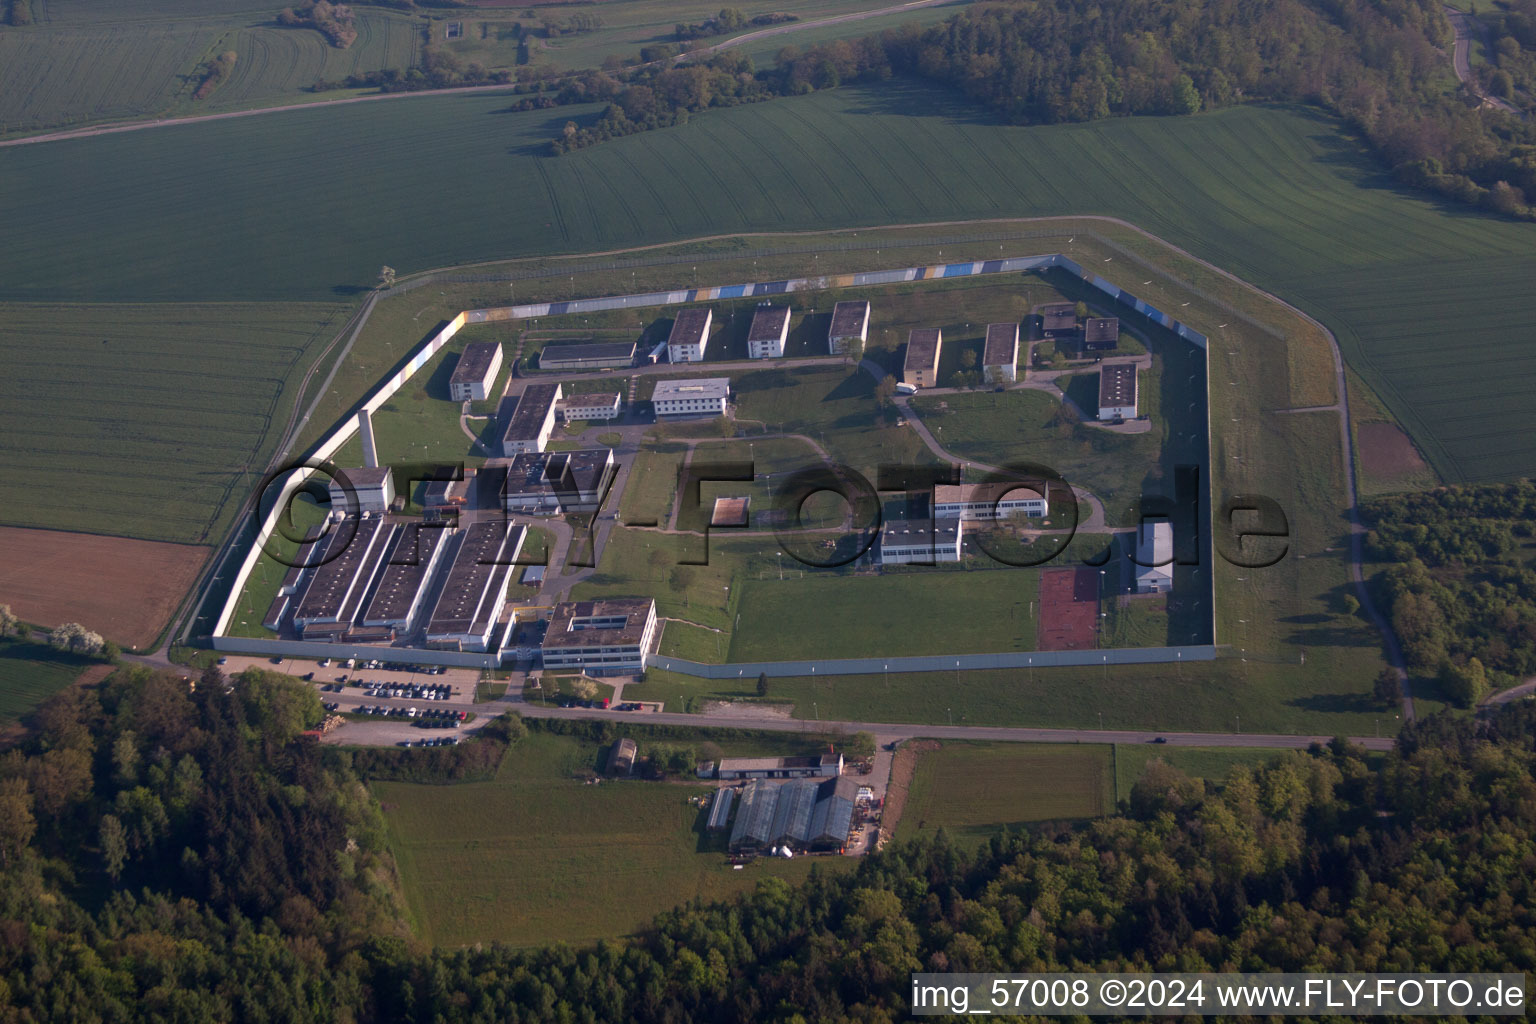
[1443,5,1524,117]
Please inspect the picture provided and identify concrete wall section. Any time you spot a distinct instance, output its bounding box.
[651,645,1218,679]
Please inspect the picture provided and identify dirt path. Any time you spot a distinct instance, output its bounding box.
[877,739,939,847]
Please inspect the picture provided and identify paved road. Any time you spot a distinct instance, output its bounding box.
[1444,5,1524,117]
[685,0,964,61]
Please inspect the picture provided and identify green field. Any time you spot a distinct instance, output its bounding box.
[374,730,845,947]
[0,639,98,726]
[895,742,1115,843]
[1111,745,1287,802]
[0,302,350,542]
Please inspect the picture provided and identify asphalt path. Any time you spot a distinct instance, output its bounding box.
[1443,5,1524,117]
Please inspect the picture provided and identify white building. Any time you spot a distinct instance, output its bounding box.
[653,377,729,417]
[540,598,658,674]
[327,467,394,514]
[933,483,1045,520]
[1135,520,1173,593]
[449,341,503,402]
[667,308,713,363]
[1097,362,1138,421]
[747,304,790,359]
[556,393,621,422]
[502,382,562,455]
[880,518,963,564]
[827,300,870,356]
[982,322,1019,384]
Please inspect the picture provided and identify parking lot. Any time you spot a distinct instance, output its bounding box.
[212,653,483,699]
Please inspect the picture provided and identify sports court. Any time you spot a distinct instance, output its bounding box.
[1036,567,1099,650]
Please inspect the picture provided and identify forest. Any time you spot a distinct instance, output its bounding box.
[1363,480,1536,703]
[536,0,1536,220]
[1,664,1535,1020]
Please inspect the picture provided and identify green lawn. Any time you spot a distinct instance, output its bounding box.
[1111,745,1286,804]
[373,730,847,947]
[619,448,686,526]
[895,742,1115,844]
[0,639,100,726]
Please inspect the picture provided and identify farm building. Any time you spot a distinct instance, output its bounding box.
[710,496,749,528]
[933,483,1046,520]
[540,598,658,674]
[501,448,615,515]
[1136,520,1174,594]
[1039,302,1077,338]
[539,341,637,371]
[449,341,503,402]
[501,382,563,455]
[653,377,729,417]
[1081,317,1120,353]
[423,522,526,652]
[608,737,637,777]
[706,788,735,830]
[827,300,870,356]
[327,466,394,514]
[747,304,791,359]
[880,518,963,564]
[982,322,1020,384]
[727,777,857,855]
[1097,362,1138,421]
[556,392,621,422]
[716,753,843,780]
[903,328,943,388]
[360,524,452,635]
[290,517,392,640]
[667,308,714,363]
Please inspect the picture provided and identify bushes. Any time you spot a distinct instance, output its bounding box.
[193,51,238,101]
[277,1,357,49]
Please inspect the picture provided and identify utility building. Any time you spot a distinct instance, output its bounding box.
[360,523,452,635]
[290,517,391,640]
[827,300,870,356]
[1039,303,1077,338]
[539,341,637,371]
[449,341,503,402]
[667,308,713,363]
[747,304,791,359]
[1097,362,1138,421]
[652,377,729,417]
[327,467,394,514]
[880,518,963,564]
[903,328,943,388]
[1136,520,1174,593]
[1081,317,1120,353]
[501,382,563,455]
[540,598,658,674]
[982,322,1020,384]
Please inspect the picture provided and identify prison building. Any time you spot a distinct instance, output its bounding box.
[667,307,714,363]
[290,516,391,639]
[711,496,749,528]
[982,322,1020,384]
[716,753,843,780]
[449,341,503,402]
[538,340,637,371]
[1081,316,1120,353]
[1136,520,1174,594]
[501,382,563,456]
[706,787,735,830]
[727,777,857,855]
[423,521,526,652]
[933,483,1046,521]
[902,328,943,388]
[422,474,473,516]
[827,300,870,355]
[501,448,615,515]
[360,523,452,635]
[1039,302,1078,338]
[747,304,791,359]
[652,377,729,417]
[327,467,394,514]
[608,737,637,777]
[263,527,325,630]
[540,598,658,674]
[1097,362,1138,421]
[556,392,622,422]
[880,517,963,564]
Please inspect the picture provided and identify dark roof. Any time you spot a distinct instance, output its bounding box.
[362,524,448,625]
[502,449,613,499]
[450,341,501,386]
[539,341,637,367]
[668,308,712,346]
[982,322,1019,367]
[1040,303,1077,331]
[904,328,942,372]
[747,305,791,341]
[292,517,387,623]
[543,598,654,650]
[880,518,962,545]
[502,383,561,443]
[332,466,391,489]
[828,300,870,338]
[1084,317,1119,344]
[423,477,471,509]
[425,521,523,637]
[1098,362,1137,408]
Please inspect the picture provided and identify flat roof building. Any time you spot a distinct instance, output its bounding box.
[933,483,1046,520]
[747,304,791,359]
[291,517,392,638]
[903,328,943,388]
[706,787,735,830]
[1136,520,1174,593]
[501,382,563,455]
[449,341,503,402]
[653,377,729,417]
[1040,302,1077,338]
[541,598,658,674]
[501,448,615,515]
[1097,362,1138,421]
[880,517,963,564]
[982,322,1020,384]
[667,308,713,363]
[556,393,621,422]
[539,341,637,371]
[1082,317,1120,352]
[827,300,870,356]
[424,521,525,651]
[422,474,473,515]
[360,523,452,634]
[327,467,394,514]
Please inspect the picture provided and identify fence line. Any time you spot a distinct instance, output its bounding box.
[651,645,1219,679]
